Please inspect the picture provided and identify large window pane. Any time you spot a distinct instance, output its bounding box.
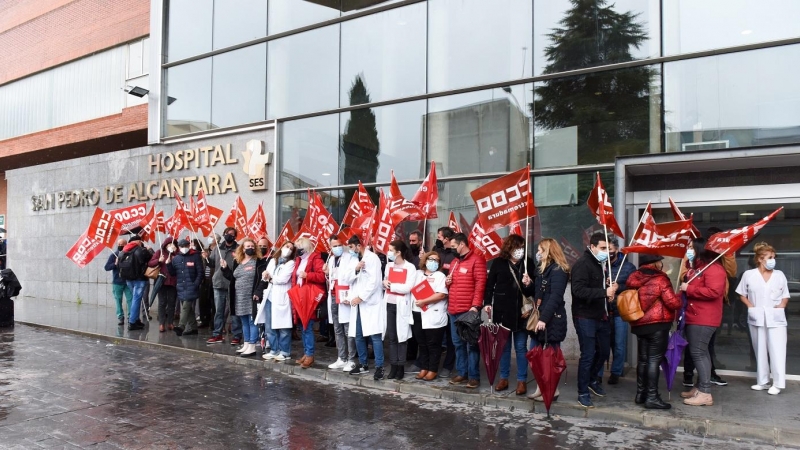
[664,0,800,55]
[165,59,212,136]
[278,190,343,236]
[280,114,340,190]
[340,3,426,106]
[268,26,339,119]
[426,85,532,177]
[664,45,800,153]
[340,100,426,188]
[342,0,402,15]
[428,0,532,92]
[211,44,266,129]
[533,65,661,165]
[213,0,268,50]
[167,0,213,62]
[534,0,660,76]
[269,0,340,35]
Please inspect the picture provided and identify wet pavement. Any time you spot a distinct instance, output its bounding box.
[0,324,789,449]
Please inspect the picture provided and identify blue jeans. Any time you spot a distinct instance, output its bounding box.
[597,315,628,378]
[574,317,611,395]
[126,280,147,325]
[500,330,528,382]
[355,309,384,367]
[112,283,132,320]
[263,299,276,350]
[212,288,242,338]
[302,319,316,356]
[449,313,481,380]
[239,314,258,344]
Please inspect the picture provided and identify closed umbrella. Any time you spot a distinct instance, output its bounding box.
[660,293,689,398]
[526,334,567,418]
[479,322,510,393]
[455,310,481,345]
[287,283,325,329]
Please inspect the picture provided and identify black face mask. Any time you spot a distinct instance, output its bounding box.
[434,239,443,249]
[117,245,124,251]
[244,248,256,256]
[410,244,420,254]
[224,235,236,243]
[259,247,268,254]
[297,248,306,257]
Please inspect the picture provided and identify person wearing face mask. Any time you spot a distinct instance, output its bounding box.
[433,227,458,377]
[148,236,178,332]
[291,237,327,369]
[204,227,241,345]
[262,243,297,361]
[736,242,789,396]
[382,240,417,380]
[104,238,133,326]
[483,234,536,395]
[598,238,636,386]
[445,233,487,389]
[220,238,265,357]
[571,232,618,408]
[322,235,359,371]
[410,252,449,381]
[168,239,204,336]
[407,231,424,268]
[625,254,681,409]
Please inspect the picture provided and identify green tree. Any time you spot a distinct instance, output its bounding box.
[341,75,380,205]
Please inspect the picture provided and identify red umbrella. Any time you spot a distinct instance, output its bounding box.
[526,343,567,418]
[287,283,325,329]
[478,322,510,393]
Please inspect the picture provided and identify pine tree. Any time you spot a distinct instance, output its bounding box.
[341,75,380,205]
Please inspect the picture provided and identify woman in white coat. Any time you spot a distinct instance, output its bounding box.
[736,242,790,395]
[325,234,358,372]
[262,242,296,362]
[343,235,386,380]
[382,240,417,380]
[411,251,449,381]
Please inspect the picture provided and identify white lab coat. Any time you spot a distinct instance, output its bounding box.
[345,250,385,338]
[384,260,417,343]
[735,268,790,389]
[411,270,449,329]
[328,252,357,324]
[266,258,295,330]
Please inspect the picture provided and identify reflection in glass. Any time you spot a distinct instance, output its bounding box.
[267,25,339,119]
[664,45,800,153]
[663,0,800,55]
[279,114,339,190]
[426,85,532,178]
[167,0,213,62]
[213,0,268,50]
[269,0,340,35]
[211,44,266,129]
[165,59,212,136]
[534,0,660,75]
[428,0,532,92]
[278,191,343,236]
[340,3,426,106]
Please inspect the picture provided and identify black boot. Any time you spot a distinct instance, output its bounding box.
[395,365,405,380]
[387,365,398,380]
[635,362,647,405]
[645,389,671,410]
[644,330,671,409]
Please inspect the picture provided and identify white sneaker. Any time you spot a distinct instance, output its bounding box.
[328,358,346,369]
[263,352,277,361]
[274,354,287,362]
[342,361,356,372]
[235,345,246,354]
[751,384,769,391]
[768,386,781,395]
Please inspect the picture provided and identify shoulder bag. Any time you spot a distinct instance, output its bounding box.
[508,263,539,331]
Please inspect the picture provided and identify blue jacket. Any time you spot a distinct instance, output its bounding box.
[104,251,125,286]
[609,255,636,316]
[168,250,204,301]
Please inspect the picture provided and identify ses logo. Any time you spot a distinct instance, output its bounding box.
[241,140,273,191]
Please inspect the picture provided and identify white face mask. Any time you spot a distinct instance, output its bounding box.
[180,247,189,255]
[281,247,292,258]
[512,248,525,260]
[765,258,776,270]
[167,244,176,253]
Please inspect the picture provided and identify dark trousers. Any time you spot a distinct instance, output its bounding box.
[411,311,446,372]
[636,329,669,399]
[574,317,611,395]
[385,303,407,365]
[157,285,177,326]
[198,280,213,324]
[683,329,718,379]
[442,315,456,371]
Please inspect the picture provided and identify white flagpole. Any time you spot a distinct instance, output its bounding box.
[613,201,651,284]
[686,250,728,284]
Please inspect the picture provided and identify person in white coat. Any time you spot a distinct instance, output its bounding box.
[736,242,790,395]
[410,251,449,381]
[261,242,296,362]
[383,240,417,381]
[324,235,359,372]
[343,235,386,380]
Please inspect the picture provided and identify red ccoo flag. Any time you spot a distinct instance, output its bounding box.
[509,221,523,236]
[587,172,624,239]
[273,220,296,252]
[410,161,439,220]
[668,197,701,238]
[138,204,158,243]
[66,230,107,268]
[622,217,695,259]
[342,182,376,228]
[224,195,248,237]
[469,220,503,262]
[388,171,425,224]
[155,210,166,234]
[163,213,183,238]
[197,204,223,236]
[194,190,211,226]
[87,207,122,250]
[470,166,537,233]
[448,211,461,233]
[706,207,783,255]
[297,191,338,253]
[371,189,394,254]
[109,203,148,233]
[245,203,269,240]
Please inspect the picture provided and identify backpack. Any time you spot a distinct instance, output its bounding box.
[616,289,644,322]
[118,249,144,281]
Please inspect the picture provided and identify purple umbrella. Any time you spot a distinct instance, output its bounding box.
[660,293,689,397]
[478,322,510,393]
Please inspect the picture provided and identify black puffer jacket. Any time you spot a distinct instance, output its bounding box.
[168,250,204,301]
[484,257,536,332]
[570,249,608,321]
[533,262,569,343]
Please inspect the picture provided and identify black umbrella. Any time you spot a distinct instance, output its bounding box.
[455,310,482,345]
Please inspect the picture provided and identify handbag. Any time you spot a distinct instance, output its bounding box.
[144,265,160,280]
[508,263,539,331]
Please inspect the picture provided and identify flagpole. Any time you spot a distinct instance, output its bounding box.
[524,164,531,273]
[613,201,651,284]
[686,250,727,284]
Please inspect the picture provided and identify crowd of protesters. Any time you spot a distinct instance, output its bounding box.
[106,225,789,408]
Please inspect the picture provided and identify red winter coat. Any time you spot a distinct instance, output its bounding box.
[684,261,726,327]
[625,268,681,327]
[447,250,487,315]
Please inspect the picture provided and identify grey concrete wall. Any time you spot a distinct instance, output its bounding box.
[6,128,276,307]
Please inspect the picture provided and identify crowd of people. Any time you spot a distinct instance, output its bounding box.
[104,226,790,409]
